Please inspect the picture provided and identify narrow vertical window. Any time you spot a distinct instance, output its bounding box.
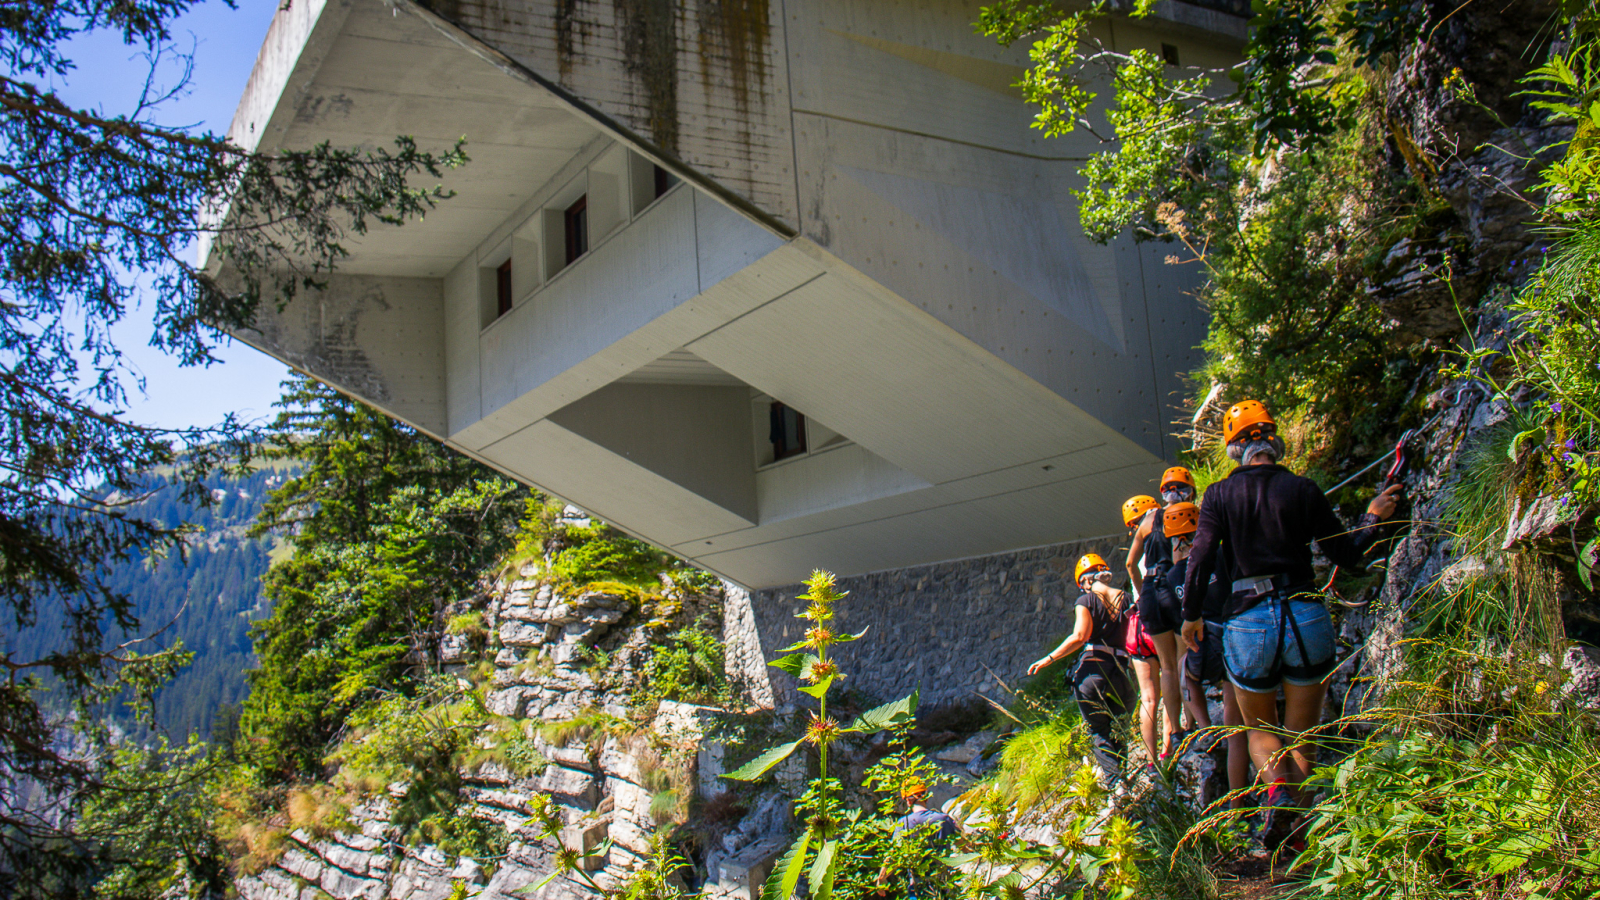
[769,402,807,461]
[564,195,588,264]
[496,259,513,317]
[653,164,673,199]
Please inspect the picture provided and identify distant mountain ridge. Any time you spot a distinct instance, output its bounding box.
[4,465,294,741]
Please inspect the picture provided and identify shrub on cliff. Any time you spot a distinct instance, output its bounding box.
[238,377,526,780]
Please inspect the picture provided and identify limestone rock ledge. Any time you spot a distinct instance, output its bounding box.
[238,564,788,900]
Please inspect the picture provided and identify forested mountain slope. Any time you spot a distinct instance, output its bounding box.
[3,466,289,741]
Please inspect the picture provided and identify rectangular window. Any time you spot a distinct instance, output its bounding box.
[769,402,807,461]
[496,259,513,317]
[654,164,673,199]
[564,195,589,265]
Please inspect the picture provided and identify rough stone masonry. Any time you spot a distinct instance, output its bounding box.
[737,535,1124,710]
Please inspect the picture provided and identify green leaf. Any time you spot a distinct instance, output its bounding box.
[1508,427,1545,460]
[517,867,563,894]
[762,829,812,900]
[1486,831,1554,875]
[723,739,804,781]
[770,652,818,678]
[798,674,837,698]
[809,838,838,899]
[844,689,919,733]
[1579,535,1599,591]
[833,626,870,643]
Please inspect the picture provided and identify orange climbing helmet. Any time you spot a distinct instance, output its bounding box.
[1122,495,1160,528]
[1222,400,1276,445]
[1160,466,1195,492]
[1074,553,1110,586]
[1163,502,1201,539]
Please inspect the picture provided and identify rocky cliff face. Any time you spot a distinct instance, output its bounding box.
[233,565,793,900]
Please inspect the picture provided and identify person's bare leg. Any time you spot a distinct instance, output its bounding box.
[1222,683,1251,808]
[1280,680,1331,798]
[1131,658,1161,764]
[1153,632,1183,755]
[1184,672,1212,730]
[1178,649,1199,730]
[1233,684,1285,783]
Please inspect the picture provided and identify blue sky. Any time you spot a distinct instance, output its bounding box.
[56,1,290,431]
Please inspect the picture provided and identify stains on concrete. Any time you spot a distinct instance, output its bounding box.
[695,0,770,195]
[616,0,679,153]
[554,0,592,86]
[418,0,465,22]
[248,279,394,405]
[694,0,769,117]
[294,92,354,125]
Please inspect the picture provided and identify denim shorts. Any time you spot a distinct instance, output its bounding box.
[1223,593,1336,692]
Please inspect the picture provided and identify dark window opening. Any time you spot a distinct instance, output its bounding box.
[1160,43,1180,67]
[564,195,589,264]
[769,402,807,461]
[653,164,675,199]
[496,259,513,317]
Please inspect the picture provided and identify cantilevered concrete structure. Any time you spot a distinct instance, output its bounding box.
[216,0,1246,588]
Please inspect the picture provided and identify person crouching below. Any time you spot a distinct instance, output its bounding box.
[874,779,961,897]
[1181,401,1401,850]
[1125,470,1197,759]
[1164,501,1253,812]
[1029,554,1132,786]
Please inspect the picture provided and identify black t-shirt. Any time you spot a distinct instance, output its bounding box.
[1184,464,1383,621]
[1169,557,1227,622]
[1142,509,1174,584]
[1074,590,1128,651]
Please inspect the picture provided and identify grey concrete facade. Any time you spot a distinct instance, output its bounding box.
[214,0,1244,589]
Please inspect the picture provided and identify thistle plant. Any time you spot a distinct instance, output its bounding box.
[515,793,610,895]
[722,569,917,900]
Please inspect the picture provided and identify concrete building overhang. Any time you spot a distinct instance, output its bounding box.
[216,0,1235,588]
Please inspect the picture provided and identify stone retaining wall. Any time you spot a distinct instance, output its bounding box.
[746,536,1123,710]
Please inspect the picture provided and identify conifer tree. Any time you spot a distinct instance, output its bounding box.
[0,3,465,893]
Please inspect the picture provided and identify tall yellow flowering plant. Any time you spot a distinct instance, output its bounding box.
[721,570,918,900]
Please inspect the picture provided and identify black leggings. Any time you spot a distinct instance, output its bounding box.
[1074,654,1131,783]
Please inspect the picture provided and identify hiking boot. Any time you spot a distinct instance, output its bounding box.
[1260,784,1300,851]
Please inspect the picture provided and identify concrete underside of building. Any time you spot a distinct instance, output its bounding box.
[214,0,1245,590]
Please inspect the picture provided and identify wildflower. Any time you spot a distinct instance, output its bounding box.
[805,625,836,649]
[804,713,842,747]
[1554,401,1564,413]
[803,658,839,683]
[1568,438,1578,450]
[1536,680,1550,695]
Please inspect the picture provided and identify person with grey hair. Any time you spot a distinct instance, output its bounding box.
[1180,400,1400,852]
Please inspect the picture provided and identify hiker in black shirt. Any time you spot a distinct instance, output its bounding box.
[1124,467,1197,760]
[1029,553,1131,785]
[1180,400,1400,849]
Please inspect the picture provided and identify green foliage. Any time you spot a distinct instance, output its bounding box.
[639,624,731,708]
[979,0,1429,450]
[239,377,525,780]
[77,737,230,900]
[721,570,918,900]
[618,833,693,900]
[549,521,670,590]
[1301,733,1600,899]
